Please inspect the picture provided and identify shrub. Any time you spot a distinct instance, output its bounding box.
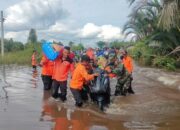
[153,56,176,71]
[0,43,42,65]
[131,41,154,66]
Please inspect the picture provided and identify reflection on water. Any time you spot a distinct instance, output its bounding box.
[0,65,9,98]
[41,91,125,130]
[0,65,180,130]
[31,70,39,88]
[0,65,9,113]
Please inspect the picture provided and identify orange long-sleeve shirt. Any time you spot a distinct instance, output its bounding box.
[52,56,74,82]
[86,49,95,60]
[122,56,133,73]
[70,63,94,90]
[31,53,37,66]
[40,54,54,76]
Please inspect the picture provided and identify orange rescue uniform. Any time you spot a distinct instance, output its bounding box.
[31,53,37,66]
[86,49,95,60]
[122,56,133,73]
[52,55,74,82]
[70,63,94,90]
[40,54,54,76]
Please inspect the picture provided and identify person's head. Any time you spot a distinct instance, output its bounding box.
[81,55,90,66]
[63,46,70,58]
[33,50,37,54]
[122,50,128,57]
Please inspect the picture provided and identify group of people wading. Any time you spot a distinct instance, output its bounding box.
[31,44,134,110]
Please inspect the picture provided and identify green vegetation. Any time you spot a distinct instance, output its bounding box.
[0,38,24,52]
[28,29,38,44]
[96,41,106,49]
[0,43,42,65]
[68,41,85,51]
[109,41,133,49]
[124,0,180,71]
[0,28,42,65]
[0,28,86,65]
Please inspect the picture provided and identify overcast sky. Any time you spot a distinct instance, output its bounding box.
[1,0,131,45]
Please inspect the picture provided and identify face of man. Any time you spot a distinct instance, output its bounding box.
[82,61,89,66]
[34,51,37,55]
[63,49,70,58]
[123,54,127,58]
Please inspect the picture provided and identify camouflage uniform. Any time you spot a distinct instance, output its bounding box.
[113,63,131,96]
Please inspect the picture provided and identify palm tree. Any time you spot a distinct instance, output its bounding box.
[123,0,161,40]
[127,0,180,31]
[125,0,180,57]
[158,0,180,31]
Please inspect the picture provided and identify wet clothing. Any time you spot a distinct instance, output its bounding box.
[70,63,95,107]
[31,52,37,71]
[52,80,67,101]
[122,55,134,94]
[41,75,53,90]
[31,53,37,66]
[70,88,89,107]
[40,54,54,76]
[40,54,54,90]
[122,56,133,74]
[52,55,74,82]
[70,63,94,90]
[52,54,74,101]
[32,65,37,70]
[112,63,131,96]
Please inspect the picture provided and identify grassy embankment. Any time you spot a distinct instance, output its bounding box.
[0,44,42,65]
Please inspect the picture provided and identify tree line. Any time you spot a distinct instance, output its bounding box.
[123,0,180,70]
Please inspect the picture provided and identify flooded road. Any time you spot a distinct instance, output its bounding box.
[0,65,180,130]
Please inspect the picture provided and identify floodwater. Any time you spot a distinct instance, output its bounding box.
[0,65,180,130]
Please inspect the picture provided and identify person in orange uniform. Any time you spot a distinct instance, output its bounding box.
[122,50,134,94]
[86,48,95,60]
[39,54,54,90]
[31,50,38,72]
[52,46,74,102]
[70,55,99,107]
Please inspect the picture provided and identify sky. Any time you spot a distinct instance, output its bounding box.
[1,0,131,45]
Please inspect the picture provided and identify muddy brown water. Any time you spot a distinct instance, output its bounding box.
[0,65,180,130]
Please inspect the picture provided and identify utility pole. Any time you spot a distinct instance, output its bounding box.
[1,11,4,57]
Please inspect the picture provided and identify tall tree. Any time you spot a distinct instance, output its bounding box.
[96,41,106,49]
[127,0,180,31]
[158,0,180,31]
[125,0,180,57]
[68,41,74,47]
[123,0,161,41]
[28,29,37,43]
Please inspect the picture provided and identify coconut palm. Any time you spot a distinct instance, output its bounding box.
[158,0,180,31]
[123,0,161,40]
[125,0,180,57]
[127,0,180,31]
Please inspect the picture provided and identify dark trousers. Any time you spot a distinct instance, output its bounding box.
[52,80,67,101]
[32,65,37,71]
[128,79,134,93]
[114,76,134,96]
[70,88,88,107]
[41,75,53,90]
